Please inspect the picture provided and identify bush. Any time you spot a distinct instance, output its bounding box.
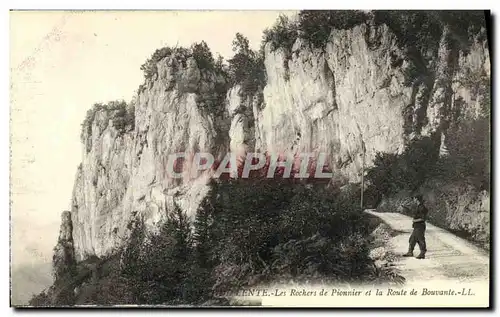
[479,75,491,118]
[140,42,227,88]
[439,11,487,53]
[257,10,486,87]
[110,102,135,135]
[373,11,487,86]
[28,290,51,306]
[138,42,230,114]
[29,175,403,306]
[460,69,491,119]
[198,174,400,292]
[76,275,136,306]
[80,103,104,143]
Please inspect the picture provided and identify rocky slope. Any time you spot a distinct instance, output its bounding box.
[57,11,490,262]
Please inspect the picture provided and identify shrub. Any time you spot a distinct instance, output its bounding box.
[373,11,487,86]
[76,275,136,306]
[30,177,402,306]
[139,42,230,114]
[259,11,370,78]
[479,75,491,118]
[120,216,146,279]
[80,103,104,143]
[140,42,227,87]
[200,175,399,292]
[257,11,486,85]
[439,11,487,53]
[110,102,135,135]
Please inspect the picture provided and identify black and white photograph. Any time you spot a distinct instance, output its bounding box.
[9,9,492,308]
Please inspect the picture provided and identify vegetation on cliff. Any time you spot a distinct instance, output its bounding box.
[137,34,265,108]
[227,33,266,99]
[366,113,490,246]
[262,11,487,86]
[138,41,228,92]
[80,100,135,152]
[262,11,486,53]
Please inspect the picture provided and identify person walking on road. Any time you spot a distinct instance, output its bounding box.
[402,195,428,259]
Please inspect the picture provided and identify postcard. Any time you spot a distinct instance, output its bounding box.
[10,10,491,308]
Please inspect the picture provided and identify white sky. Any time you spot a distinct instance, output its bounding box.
[10,10,296,268]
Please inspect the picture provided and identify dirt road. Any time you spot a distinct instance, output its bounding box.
[239,210,490,307]
[365,209,490,284]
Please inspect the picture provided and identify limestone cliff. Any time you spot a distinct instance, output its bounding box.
[52,211,76,280]
[70,52,230,259]
[56,11,490,261]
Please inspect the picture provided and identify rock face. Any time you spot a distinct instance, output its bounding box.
[70,53,229,260]
[58,14,490,260]
[422,180,490,248]
[256,24,412,182]
[53,211,76,280]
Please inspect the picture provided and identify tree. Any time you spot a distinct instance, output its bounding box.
[120,216,146,278]
[227,33,266,98]
[127,203,193,304]
[232,32,251,55]
[193,197,216,268]
[191,41,215,70]
[298,10,368,49]
[140,47,173,79]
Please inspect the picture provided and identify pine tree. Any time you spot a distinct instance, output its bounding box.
[193,199,215,268]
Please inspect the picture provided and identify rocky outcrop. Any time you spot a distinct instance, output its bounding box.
[70,53,230,259]
[252,24,411,182]
[52,211,76,281]
[61,12,490,260]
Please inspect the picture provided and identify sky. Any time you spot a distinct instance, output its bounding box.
[9,10,296,301]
